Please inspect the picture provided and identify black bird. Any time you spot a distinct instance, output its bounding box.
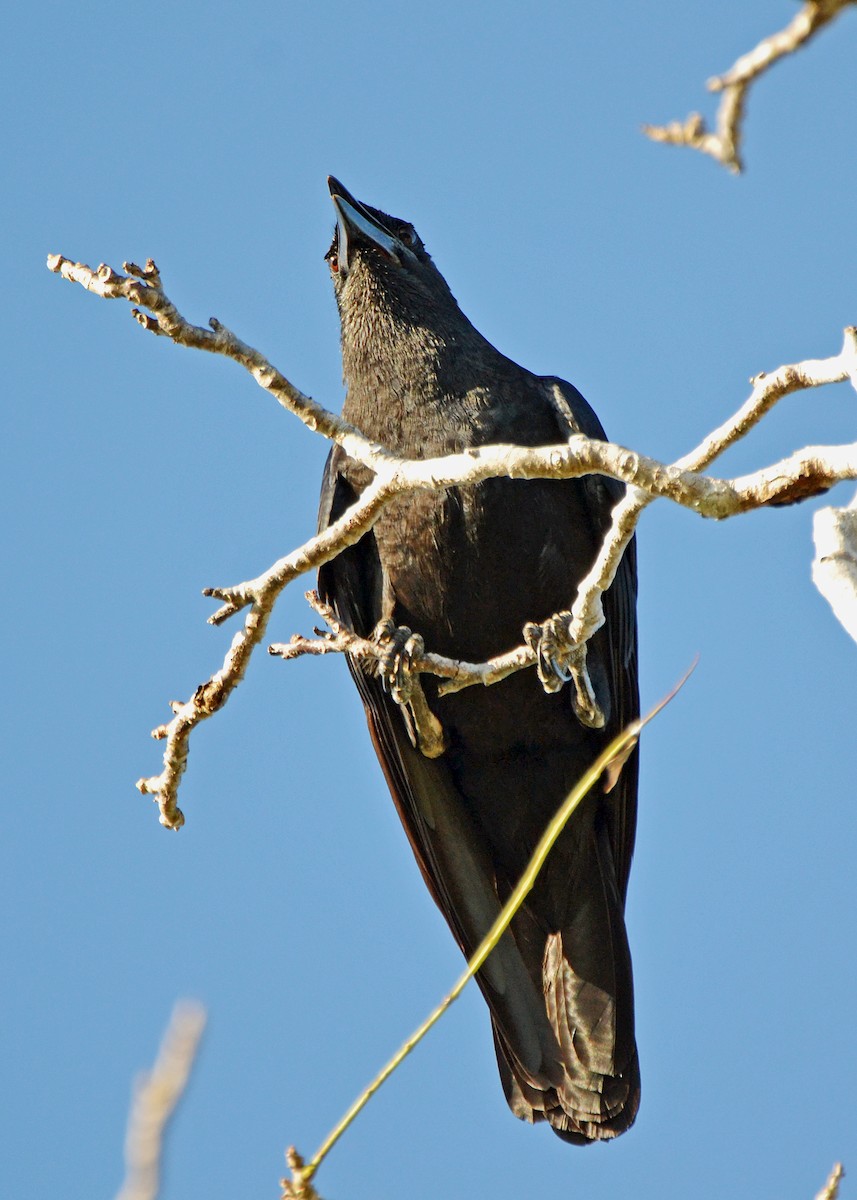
[318,177,640,1142]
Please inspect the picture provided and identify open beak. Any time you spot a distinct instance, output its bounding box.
[327,175,405,275]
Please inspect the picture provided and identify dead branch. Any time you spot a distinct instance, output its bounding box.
[813,489,857,640]
[114,1002,206,1200]
[45,254,386,465]
[281,1148,324,1200]
[47,253,857,827]
[642,1,856,173]
[815,1162,845,1200]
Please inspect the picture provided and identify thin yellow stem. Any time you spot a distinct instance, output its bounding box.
[300,665,692,1185]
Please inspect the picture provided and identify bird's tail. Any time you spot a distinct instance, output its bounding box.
[493,819,640,1143]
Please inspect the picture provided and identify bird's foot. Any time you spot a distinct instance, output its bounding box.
[370,618,424,705]
[524,611,575,693]
[524,612,605,729]
[369,619,448,758]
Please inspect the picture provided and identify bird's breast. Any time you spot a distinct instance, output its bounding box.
[341,368,605,662]
[372,474,601,665]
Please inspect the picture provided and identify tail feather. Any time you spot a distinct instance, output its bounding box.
[492,824,640,1142]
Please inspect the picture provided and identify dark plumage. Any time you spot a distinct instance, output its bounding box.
[318,177,640,1142]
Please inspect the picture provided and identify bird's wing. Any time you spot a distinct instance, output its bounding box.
[317,445,566,1089]
[542,377,640,903]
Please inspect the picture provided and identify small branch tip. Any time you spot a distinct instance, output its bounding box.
[643,1,852,171]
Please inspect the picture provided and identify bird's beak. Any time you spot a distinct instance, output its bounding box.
[327,175,405,275]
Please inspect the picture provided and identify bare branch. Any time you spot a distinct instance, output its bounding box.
[270,590,535,696]
[815,1162,845,1200]
[136,471,395,828]
[114,1002,206,1200]
[45,254,387,465]
[282,1148,324,1200]
[280,333,857,694]
[642,1,856,173]
[47,253,857,825]
[813,488,857,641]
[570,327,857,645]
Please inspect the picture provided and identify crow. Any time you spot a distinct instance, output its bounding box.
[318,177,640,1142]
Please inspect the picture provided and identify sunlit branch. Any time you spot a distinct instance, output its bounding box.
[48,254,857,826]
[642,1,856,173]
[114,1002,206,1200]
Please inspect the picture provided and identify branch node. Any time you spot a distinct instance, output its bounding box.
[203,585,251,624]
[643,0,854,172]
[124,258,161,284]
[131,308,163,335]
[281,1147,323,1200]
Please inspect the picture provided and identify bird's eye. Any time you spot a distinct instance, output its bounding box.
[399,226,416,246]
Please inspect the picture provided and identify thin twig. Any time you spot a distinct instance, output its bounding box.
[642,1,856,173]
[815,1162,845,1200]
[46,254,386,464]
[114,1002,207,1200]
[570,329,857,644]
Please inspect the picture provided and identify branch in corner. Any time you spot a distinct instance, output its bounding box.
[815,1162,845,1200]
[642,1,856,173]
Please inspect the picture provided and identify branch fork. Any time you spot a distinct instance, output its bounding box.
[47,253,857,828]
[642,1,856,172]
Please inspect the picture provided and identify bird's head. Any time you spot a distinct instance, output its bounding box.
[326,176,421,277]
[325,176,457,326]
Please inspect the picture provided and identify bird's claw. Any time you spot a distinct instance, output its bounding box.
[371,619,425,706]
[368,619,447,758]
[524,613,606,729]
[524,612,575,694]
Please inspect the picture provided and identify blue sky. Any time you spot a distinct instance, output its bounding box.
[4,3,856,1198]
